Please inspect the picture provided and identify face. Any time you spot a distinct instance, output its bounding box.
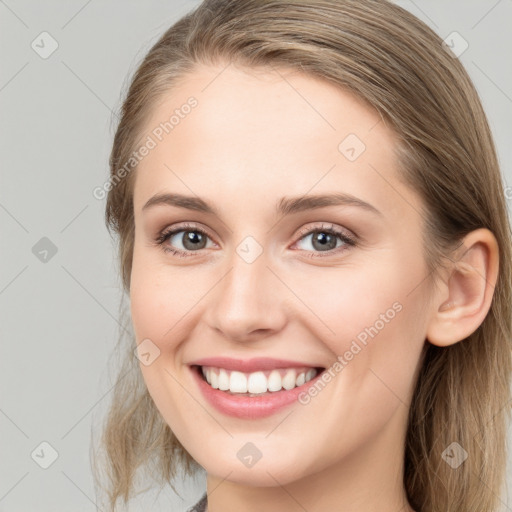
[130,63,432,488]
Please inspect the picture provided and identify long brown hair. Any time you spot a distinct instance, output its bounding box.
[92,1,512,510]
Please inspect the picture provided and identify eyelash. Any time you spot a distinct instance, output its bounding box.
[154,222,357,259]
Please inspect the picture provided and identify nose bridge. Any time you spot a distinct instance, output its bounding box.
[206,236,286,340]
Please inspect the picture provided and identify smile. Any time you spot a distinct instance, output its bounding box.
[190,364,326,419]
[200,366,320,395]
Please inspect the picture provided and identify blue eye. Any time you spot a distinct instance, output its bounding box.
[155,222,357,258]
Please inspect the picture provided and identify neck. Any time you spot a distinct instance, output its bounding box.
[205,405,415,512]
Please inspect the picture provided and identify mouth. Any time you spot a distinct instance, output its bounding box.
[192,364,326,397]
[189,361,328,419]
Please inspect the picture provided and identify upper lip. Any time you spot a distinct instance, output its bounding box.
[189,357,323,373]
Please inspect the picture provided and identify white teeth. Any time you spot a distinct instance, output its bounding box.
[282,369,297,390]
[218,369,230,391]
[210,369,219,389]
[267,370,282,392]
[229,371,247,393]
[201,366,319,394]
[247,371,267,394]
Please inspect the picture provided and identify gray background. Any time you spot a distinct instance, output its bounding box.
[1,1,511,511]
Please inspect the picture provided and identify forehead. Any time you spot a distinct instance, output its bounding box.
[132,63,416,221]
[142,62,385,146]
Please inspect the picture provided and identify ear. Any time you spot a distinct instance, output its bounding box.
[426,228,499,347]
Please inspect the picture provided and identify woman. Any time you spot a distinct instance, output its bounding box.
[92,1,512,511]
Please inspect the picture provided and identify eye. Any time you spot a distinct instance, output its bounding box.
[155,223,215,257]
[154,222,357,258]
[292,223,357,257]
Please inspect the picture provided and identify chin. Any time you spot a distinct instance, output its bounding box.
[199,450,312,487]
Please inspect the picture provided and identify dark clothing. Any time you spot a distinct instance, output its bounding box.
[189,492,208,512]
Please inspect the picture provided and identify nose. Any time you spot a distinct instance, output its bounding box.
[204,246,288,343]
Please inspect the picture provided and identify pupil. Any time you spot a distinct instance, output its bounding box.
[314,232,336,251]
[184,231,205,250]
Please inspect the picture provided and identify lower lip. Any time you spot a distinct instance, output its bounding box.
[190,365,324,419]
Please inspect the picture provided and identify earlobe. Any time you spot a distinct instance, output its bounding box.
[426,228,499,348]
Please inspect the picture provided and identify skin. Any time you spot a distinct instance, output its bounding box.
[129,62,499,512]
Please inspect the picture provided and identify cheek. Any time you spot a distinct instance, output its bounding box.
[129,251,213,350]
[128,257,198,422]
[290,260,410,338]
[293,251,427,380]
[129,271,168,343]
[287,260,427,460]
[129,244,180,336]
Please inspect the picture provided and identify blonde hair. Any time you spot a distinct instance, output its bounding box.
[93,1,512,510]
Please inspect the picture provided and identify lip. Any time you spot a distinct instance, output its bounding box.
[188,357,321,373]
[189,364,325,420]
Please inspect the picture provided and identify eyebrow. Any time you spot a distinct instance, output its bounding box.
[142,192,382,217]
